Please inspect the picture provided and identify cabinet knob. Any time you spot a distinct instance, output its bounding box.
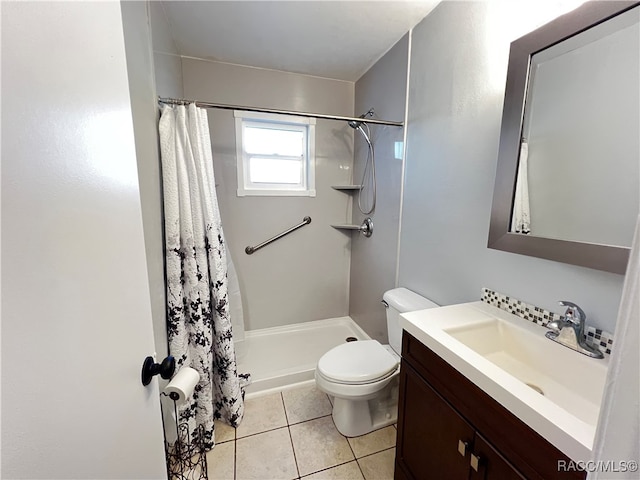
[470,453,482,472]
[458,440,469,457]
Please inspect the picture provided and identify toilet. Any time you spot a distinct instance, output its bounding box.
[315,287,438,437]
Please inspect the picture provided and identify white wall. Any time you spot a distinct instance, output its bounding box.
[127,0,186,360]
[149,1,184,98]
[121,1,168,359]
[1,2,166,477]
[182,58,355,330]
[349,35,409,342]
[399,1,625,333]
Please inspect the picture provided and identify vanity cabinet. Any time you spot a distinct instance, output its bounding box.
[397,361,475,479]
[395,332,586,480]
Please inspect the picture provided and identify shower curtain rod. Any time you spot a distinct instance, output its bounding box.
[158,97,404,127]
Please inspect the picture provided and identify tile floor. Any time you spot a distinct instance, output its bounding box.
[206,384,397,480]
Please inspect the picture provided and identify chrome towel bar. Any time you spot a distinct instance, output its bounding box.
[245,216,312,255]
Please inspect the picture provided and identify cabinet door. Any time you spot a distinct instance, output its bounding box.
[469,433,525,480]
[396,362,475,480]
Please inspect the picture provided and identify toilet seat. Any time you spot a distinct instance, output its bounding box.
[317,340,399,385]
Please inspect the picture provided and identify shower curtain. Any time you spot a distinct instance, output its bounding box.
[159,103,247,449]
[511,140,531,234]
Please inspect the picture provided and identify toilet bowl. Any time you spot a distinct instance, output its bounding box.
[315,340,400,437]
[315,288,437,437]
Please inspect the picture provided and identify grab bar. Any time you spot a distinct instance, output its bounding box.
[245,216,312,255]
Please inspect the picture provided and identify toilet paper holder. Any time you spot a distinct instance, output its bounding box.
[141,355,175,386]
[160,374,208,480]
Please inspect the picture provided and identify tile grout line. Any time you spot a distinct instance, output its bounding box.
[292,391,359,478]
[233,432,237,480]
[233,417,237,480]
[355,446,397,480]
[235,423,291,441]
[327,414,365,479]
[215,438,234,444]
[281,391,290,425]
[353,448,368,479]
[351,426,398,459]
[288,413,332,427]
[232,386,395,480]
[298,459,362,479]
[281,392,301,480]
[357,445,396,461]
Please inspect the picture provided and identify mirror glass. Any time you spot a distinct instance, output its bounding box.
[511,6,639,247]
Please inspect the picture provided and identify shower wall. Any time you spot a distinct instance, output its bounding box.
[181,58,355,331]
[349,35,410,343]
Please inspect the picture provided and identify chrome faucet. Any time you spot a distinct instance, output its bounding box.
[545,301,603,358]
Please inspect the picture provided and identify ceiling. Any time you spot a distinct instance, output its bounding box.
[160,1,441,82]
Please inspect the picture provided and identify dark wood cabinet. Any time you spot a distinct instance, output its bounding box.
[470,433,524,480]
[399,363,474,479]
[395,332,586,480]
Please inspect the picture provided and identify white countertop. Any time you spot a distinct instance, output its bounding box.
[400,301,609,462]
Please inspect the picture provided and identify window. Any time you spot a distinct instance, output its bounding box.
[234,111,316,196]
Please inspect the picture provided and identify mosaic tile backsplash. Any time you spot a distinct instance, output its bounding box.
[481,288,614,357]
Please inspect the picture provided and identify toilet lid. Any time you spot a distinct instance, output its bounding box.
[317,340,399,384]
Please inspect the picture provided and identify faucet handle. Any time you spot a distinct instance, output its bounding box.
[558,301,586,325]
[546,319,561,334]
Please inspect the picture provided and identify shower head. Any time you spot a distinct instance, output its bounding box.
[348,108,375,129]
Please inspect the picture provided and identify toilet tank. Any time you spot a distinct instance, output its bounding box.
[383,288,438,354]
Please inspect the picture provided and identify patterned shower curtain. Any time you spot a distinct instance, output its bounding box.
[159,103,247,449]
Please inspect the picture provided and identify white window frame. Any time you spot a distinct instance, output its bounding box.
[234,110,316,197]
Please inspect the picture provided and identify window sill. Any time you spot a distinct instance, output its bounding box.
[237,189,316,197]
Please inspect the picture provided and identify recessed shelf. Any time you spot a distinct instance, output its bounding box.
[331,185,362,192]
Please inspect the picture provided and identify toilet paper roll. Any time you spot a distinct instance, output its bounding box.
[165,367,200,403]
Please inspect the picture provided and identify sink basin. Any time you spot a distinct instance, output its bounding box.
[445,317,604,426]
[400,301,608,463]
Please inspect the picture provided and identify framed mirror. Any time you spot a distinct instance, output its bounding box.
[489,1,639,275]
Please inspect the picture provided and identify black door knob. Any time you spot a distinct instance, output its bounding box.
[141,355,175,386]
